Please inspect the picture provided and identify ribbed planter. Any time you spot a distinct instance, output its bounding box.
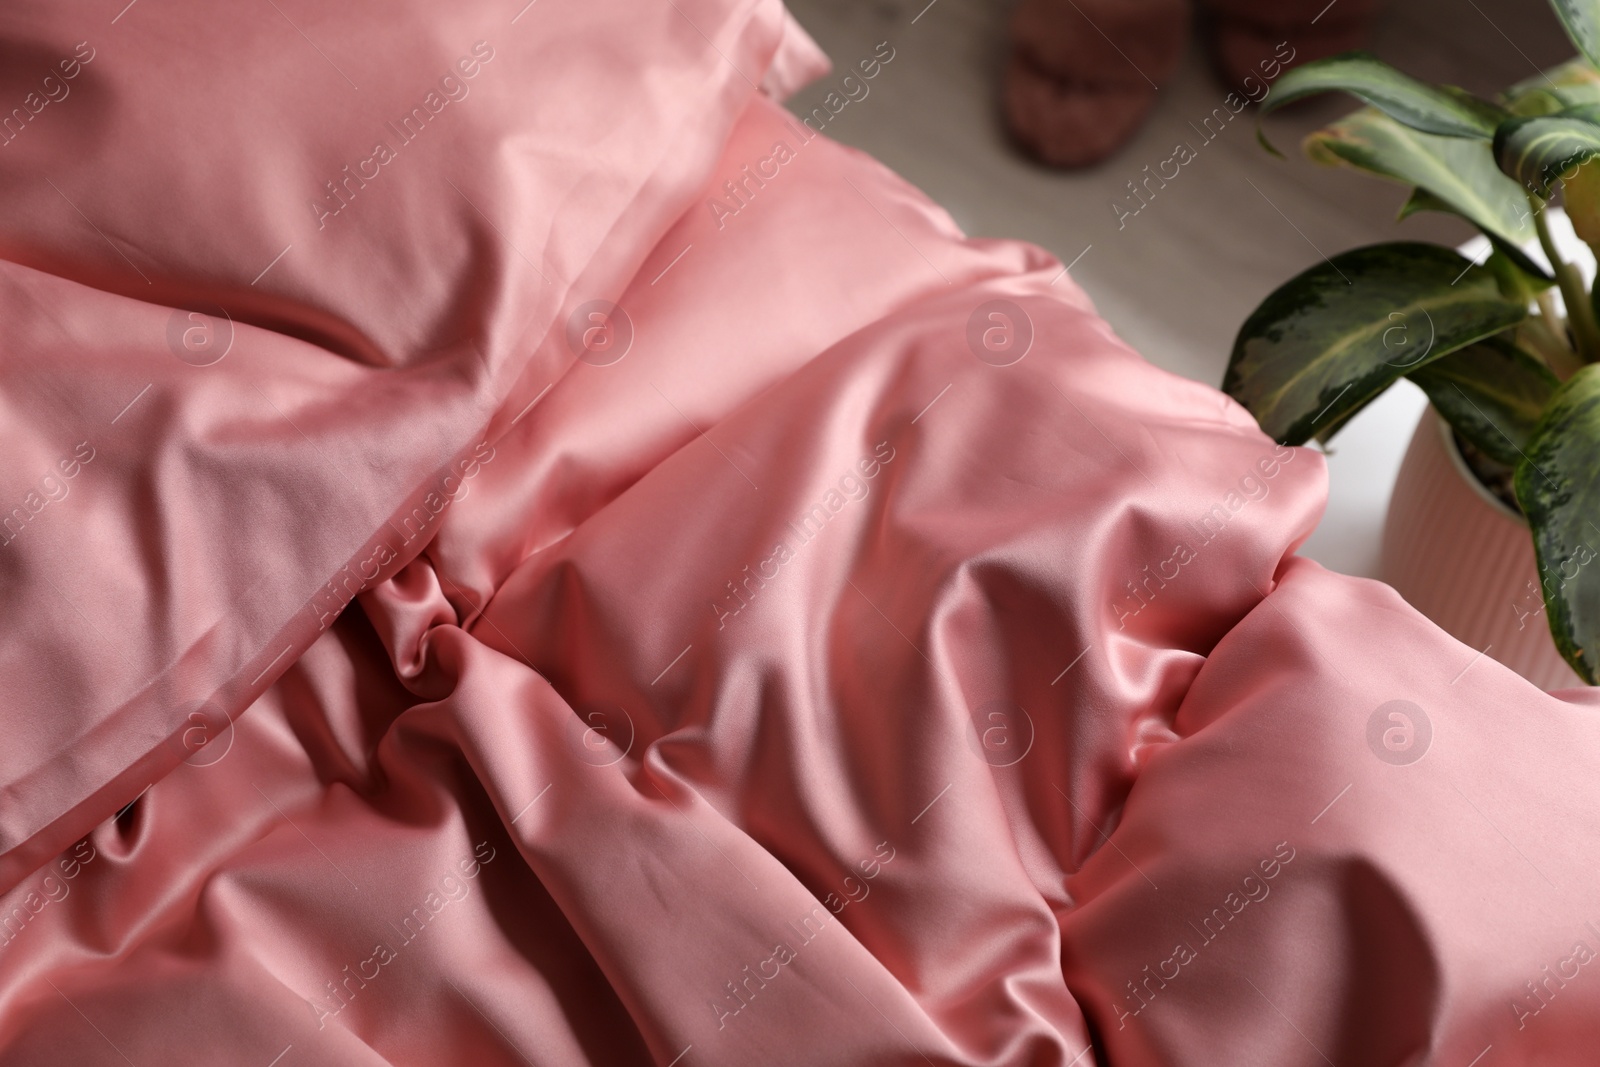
[1381,410,1582,690]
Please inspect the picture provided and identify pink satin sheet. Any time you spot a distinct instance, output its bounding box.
[4,4,1600,1066]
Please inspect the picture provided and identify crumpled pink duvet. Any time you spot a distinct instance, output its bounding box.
[3,2,1600,1065]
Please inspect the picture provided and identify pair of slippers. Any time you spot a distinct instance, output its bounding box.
[1005,0,1383,168]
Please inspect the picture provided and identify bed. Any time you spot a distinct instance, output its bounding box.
[2,1,1597,1064]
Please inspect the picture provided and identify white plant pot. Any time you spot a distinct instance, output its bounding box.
[1381,410,1583,690]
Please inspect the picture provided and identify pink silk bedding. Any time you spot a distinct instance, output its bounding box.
[4,4,1600,1066]
[0,0,810,888]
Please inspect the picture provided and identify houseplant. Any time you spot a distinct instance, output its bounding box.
[1222,1,1600,686]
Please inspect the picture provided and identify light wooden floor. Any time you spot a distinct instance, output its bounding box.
[784,0,1573,386]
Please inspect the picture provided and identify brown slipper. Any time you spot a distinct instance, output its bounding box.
[1004,0,1192,169]
[1200,0,1383,89]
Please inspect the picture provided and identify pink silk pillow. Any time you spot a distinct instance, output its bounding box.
[0,0,823,890]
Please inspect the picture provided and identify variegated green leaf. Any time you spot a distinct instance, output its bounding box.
[1493,105,1600,198]
[1225,243,1528,445]
[1514,364,1600,684]
[1551,0,1600,74]
[1261,52,1502,155]
[1504,58,1600,116]
[1408,336,1560,465]
[1309,109,1534,246]
[1395,192,1550,283]
[1479,247,1556,299]
[1562,154,1600,243]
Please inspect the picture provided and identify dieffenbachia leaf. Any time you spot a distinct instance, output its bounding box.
[1551,0,1600,74]
[1224,243,1529,444]
[1407,336,1560,465]
[1478,246,1556,299]
[1504,58,1600,117]
[1514,364,1600,684]
[1307,108,1535,247]
[1396,187,1453,220]
[1396,191,1551,283]
[1561,154,1600,244]
[1493,104,1600,198]
[1260,52,1503,155]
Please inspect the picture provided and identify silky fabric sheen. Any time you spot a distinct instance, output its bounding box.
[4,22,1600,1067]
[0,0,815,888]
